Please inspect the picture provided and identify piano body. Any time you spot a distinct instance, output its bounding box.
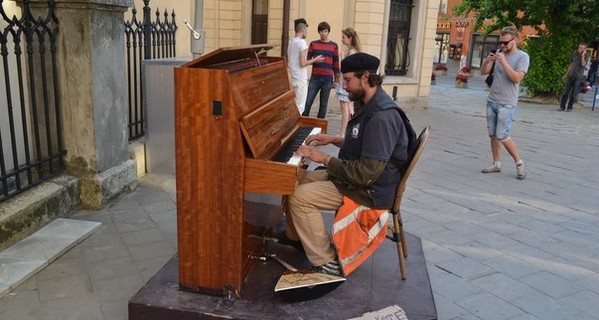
[174,44,328,296]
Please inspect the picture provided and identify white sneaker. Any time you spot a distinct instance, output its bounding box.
[481,164,501,173]
[516,163,526,180]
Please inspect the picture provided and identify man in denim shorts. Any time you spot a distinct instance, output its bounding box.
[480,26,530,179]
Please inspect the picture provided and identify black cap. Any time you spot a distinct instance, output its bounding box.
[294,18,308,27]
[341,52,380,74]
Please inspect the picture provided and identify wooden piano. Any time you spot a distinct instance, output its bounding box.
[174,44,328,297]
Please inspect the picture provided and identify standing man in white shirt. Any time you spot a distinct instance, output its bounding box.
[287,18,324,114]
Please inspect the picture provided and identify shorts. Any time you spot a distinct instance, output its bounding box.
[290,78,308,114]
[486,101,516,141]
[336,75,350,102]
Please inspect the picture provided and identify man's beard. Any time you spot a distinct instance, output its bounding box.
[348,87,366,102]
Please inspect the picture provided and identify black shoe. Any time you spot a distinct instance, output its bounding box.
[265,228,304,252]
[566,108,572,112]
[557,108,565,111]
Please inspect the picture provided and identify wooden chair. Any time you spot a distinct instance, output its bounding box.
[387,125,430,280]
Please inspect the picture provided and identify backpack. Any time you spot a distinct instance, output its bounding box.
[365,100,417,172]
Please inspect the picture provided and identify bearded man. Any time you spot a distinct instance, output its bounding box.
[268,52,412,276]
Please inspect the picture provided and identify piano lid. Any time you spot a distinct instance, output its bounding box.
[181,44,276,69]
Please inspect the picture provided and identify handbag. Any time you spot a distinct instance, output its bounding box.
[485,62,496,87]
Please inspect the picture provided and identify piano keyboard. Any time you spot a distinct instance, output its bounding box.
[273,126,322,166]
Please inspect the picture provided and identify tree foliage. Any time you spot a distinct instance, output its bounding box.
[453,0,599,95]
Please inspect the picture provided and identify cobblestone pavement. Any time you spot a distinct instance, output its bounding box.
[1,68,598,320]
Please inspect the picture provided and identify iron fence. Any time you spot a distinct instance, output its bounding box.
[0,0,63,203]
[124,0,177,141]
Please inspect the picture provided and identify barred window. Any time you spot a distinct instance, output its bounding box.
[385,0,413,76]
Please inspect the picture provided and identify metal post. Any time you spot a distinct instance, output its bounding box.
[143,0,151,60]
[282,0,290,59]
[189,0,205,58]
[592,82,598,111]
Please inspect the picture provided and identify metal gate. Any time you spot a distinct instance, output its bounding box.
[0,0,64,202]
[124,0,178,141]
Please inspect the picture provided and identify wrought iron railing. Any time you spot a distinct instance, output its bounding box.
[0,0,64,203]
[385,0,413,76]
[124,0,177,141]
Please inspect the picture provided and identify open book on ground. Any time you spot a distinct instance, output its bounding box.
[274,270,346,301]
[275,270,346,292]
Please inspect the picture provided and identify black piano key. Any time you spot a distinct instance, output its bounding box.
[273,126,315,163]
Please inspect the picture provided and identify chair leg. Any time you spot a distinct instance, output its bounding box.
[398,214,408,258]
[396,237,407,280]
[392,213,407,279]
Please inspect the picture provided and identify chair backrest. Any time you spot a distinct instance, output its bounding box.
[391,126,430,214]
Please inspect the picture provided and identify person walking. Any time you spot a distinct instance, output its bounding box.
[586,52,598,87]
[559,43,590,111]
[287,18,325,114]
[479,26,530,180]
[335,27,361,137]
[302,21,340,119]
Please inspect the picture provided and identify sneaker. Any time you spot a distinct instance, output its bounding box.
[312,260,343,277]
[265,228,304,252]
[481,164,501,173]
[516,162,526,180]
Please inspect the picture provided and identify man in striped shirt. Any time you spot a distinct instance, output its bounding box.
[302,21,340,119]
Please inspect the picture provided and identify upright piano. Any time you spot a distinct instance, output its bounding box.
[174,44,328,296]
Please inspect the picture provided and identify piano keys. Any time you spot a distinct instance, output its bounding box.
[174,44,327,296]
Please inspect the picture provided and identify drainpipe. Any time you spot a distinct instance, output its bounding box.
[282,0,290,59]
[184,0,206,58]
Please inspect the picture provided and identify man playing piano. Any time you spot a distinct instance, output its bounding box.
[269,52,413,276]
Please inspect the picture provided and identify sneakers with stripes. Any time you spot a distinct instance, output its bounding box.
[312,260,344,277]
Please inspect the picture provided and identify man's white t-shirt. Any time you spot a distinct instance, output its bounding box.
[287,37,308,82]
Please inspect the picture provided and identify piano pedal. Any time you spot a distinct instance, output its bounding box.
[250,253,298,272]
[248,234,280,244]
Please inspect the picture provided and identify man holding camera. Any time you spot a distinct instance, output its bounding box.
[559,43,590,112]
[480,26,530,180]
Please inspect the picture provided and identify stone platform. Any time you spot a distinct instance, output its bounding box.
[128,232,437,320]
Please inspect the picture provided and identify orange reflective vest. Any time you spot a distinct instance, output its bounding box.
[331,196,389,276]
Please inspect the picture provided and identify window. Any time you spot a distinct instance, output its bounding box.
[439,0,447,14]
[433,33,449,64]
[469,34,499,69]
[385,0,413,76]
[251,0,268,44]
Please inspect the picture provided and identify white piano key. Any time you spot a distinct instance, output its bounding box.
[287,127,322,166]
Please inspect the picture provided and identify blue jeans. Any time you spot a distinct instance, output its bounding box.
[303,77,333,118]
[560,75,583,110]
[486,101,516,141]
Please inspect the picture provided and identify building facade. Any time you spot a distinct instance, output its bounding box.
[131,0,439,101]
[434,0,537,70]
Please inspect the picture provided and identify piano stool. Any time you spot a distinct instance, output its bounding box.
[128,232,437,320]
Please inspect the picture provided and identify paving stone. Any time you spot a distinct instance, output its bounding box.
[470,273,536,301]
[520,271,584,299]
[509,290,584,320]
[455,292,525,320]
[435,256,496,280]
[558,290,599,317]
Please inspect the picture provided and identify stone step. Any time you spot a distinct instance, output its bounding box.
[0,218,101,298]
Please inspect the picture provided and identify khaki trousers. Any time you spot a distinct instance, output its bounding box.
[285,170,344,266]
